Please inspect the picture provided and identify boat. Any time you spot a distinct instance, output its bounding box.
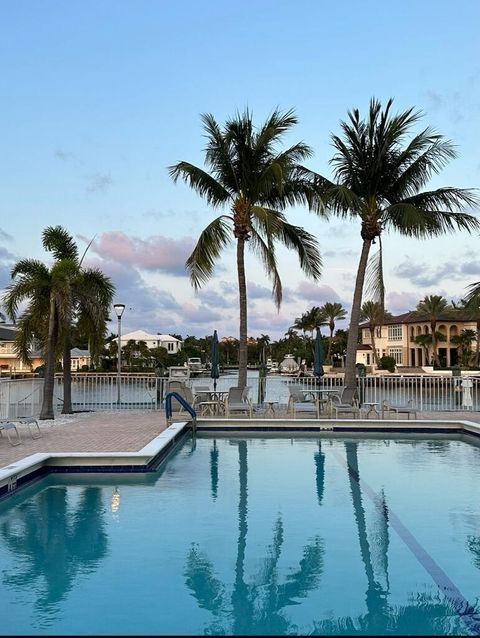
[186,357,205,375]
[279,354,300,374]
[266,358,279,373]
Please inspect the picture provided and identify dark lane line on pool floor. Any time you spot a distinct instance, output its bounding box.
[331,448,480,636]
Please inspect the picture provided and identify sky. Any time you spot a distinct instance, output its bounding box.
[1,0,479,341]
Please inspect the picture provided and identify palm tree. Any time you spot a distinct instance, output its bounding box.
[308,98,479,388]
[359,301,391,366]
[4,257,72,419]
[169,108,323,389]
[454,294,480,367]
[3,227,113,418]
[415,295,451,366]
[451,329,476,367]
[319,302,347,363]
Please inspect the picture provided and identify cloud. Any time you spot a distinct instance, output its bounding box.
[180,303,224,324]
[394,258,478,287]
[85,172,113,193]
[386,291,421,314]
[196,289,235,309]
[295,281,343,304]
[248,282,272,300]
[0,229,13,242]
[54,148,75,161]
[323,248,357,259]
[84,231,195,277]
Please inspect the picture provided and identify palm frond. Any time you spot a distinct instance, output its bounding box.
[42,226,79,261]
[249,228,282,308]
[186,216,232,288]
[168,162,231,207]
[364,236,385,309]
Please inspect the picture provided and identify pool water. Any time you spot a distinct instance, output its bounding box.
[1,434,480,635]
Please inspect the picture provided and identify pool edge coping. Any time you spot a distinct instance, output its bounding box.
[1,417,479,499]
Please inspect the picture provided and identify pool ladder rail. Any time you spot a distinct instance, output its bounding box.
[164,392,197,432]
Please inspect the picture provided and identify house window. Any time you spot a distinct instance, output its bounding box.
[388,325,402,341]
[375,327,382,338]
[388,347,403,364]
[167,342,174,352]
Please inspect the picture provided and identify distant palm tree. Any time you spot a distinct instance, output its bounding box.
[291,306,321,340]
[308,98,479,388]
[451,329,476,367]
[454,294,480,367]
[415,295,451,366]
[170,109,323,389]
[359,301,391,366]
[319,302,347,363]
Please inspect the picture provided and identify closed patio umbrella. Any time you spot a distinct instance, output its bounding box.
[210,330,220,392]
[314,327,324,378]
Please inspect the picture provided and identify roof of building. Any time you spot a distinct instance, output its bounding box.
[0,324,17,340]
[71,348,90,357]
[120,330,182,343]
[359,311,474,329]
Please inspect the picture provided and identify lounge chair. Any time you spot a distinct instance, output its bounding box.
[382,399,418,419]
[224,386,253,418]
[287,385,321,418]
[16,416,42,439]
[328,386,360,419]
[0,420,22,446]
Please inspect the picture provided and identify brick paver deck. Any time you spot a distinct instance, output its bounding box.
[1,408,479,470]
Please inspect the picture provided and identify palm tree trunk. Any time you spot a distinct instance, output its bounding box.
[62,331,73,414]
[326,325,334,363]
[40,296,58,420]
[431,321,439,366]
[345,239,372,388]
[237,238,248,389]
[370,327,378,365]
[476,321,479,367]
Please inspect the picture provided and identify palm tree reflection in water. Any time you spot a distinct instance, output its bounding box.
[190,439,476,635]
[185,440,325,634]
[1,486,108,621]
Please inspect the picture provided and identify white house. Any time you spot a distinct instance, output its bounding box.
[118,330,182,354]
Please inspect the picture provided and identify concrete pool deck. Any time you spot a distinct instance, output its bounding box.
[1,407,480,470]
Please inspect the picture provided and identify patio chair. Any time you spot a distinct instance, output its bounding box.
[166,382,195,416]
[18,416,42,439]
[286,384,321,418]
[224,386,253,418]
[329,386,360,419]
[382,399,418,419]
[0,420,22,446]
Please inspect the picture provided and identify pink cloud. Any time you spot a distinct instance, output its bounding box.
[87,231,195,276]
[386,291,420,314]
[295,281,342,303]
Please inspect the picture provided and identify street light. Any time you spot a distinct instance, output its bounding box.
[113,303,125,406]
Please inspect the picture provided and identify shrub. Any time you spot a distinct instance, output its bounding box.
[379,355,396,373]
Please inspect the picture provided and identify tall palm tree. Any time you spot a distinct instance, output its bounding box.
[319,301,347,363]
[415,294,451,366]
[169,109,323,389]
[308,98,479,388]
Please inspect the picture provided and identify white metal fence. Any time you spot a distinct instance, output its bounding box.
[0,373,478,418]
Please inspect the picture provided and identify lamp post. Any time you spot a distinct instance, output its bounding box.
[113,303,125,407]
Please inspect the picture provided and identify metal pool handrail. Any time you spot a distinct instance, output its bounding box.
[164,392,197,432]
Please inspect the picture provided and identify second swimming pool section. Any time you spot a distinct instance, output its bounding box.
[1,433,480,635]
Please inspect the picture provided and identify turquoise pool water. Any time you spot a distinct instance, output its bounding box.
[1,434,480,635]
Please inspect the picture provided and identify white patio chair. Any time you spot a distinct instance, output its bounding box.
[224,386,253,418]
[0,420,22,446]
[329,386,360,419]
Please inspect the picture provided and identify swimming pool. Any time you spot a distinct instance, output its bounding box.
[1,433,480,635]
